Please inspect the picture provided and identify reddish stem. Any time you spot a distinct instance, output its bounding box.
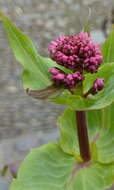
[76,111,91,162]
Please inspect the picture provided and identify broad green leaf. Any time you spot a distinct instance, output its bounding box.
[10,143,114,190]
[101,27,114,63]
[97,125,114,163]
[86,110,102,134]
[96,104,114,163]
[101,26,114,146]
[51,63,114,110]
[0,12,51,90]
[98,26,114,157]
[58,109,79,158]
[87,107,114,162]
[0,12,72,91]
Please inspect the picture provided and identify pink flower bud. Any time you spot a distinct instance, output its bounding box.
[90,78,104,95]
[49,68,84,89]
[64,71,84,89]
[49,68,59,75]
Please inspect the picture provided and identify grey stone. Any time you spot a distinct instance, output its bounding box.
[0,177,10,190]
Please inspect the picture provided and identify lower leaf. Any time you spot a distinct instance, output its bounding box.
[10,143,114,190]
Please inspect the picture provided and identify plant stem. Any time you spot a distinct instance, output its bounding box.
[76,111,91,162]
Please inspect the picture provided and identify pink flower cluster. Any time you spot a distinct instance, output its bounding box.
[48,32,104,92]
[48,32,103,73]
[49,68,84,89]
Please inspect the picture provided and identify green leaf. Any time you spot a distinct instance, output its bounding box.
[51,63,114,110]
[22,57,71,90]
[58,109,79,159]
[96,104,114,163]
[101,27,114,63]
[0,12,52,90]
[101,27,114,157]
[86,110,102,135]
[10,143,114,190]
[0,12,72,91]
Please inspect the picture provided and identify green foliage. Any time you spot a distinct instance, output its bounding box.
[97,26,114,163]
[97,121,114,163]
[10,107,114,190]
[10,143,114,190]
[97,28,114,162]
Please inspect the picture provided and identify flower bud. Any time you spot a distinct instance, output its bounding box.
[64,72,84,88]
[49,68,84,89]
[90,78,104,95]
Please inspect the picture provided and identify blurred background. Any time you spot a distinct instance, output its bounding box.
[0,0,114,189]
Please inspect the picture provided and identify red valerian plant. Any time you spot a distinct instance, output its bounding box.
[1,12,114,190]
[48,32,104,163]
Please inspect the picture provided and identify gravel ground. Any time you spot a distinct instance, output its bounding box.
[0,0,114,189]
